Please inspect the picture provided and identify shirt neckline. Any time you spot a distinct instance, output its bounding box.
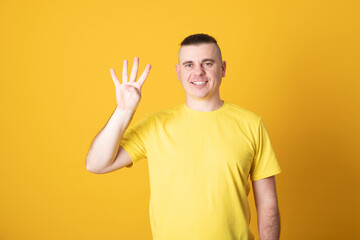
[182,101,228,116]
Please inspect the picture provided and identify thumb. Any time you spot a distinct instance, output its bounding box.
[124,84,141,97]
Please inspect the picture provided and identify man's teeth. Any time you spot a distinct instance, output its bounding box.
[192,81,207,85]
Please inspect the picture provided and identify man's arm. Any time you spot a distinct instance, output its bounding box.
[86,57,151,174]
[252,176,280,240]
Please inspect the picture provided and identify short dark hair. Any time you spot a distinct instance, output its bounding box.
[180,33,222,60]
[180,33,218,46]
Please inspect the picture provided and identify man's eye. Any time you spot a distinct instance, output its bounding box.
[185,64,192,67]
[204,62,213,66]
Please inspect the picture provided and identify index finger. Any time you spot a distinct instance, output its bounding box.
[137,64,152,87]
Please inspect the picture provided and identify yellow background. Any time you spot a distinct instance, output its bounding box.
[1,0,359,239]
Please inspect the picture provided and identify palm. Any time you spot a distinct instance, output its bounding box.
[110,57,151,111]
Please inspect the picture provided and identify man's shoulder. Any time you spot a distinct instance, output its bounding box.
[225,102,261,123]
[145,104,183,121]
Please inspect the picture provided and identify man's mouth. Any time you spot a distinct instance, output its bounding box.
[191,81,208,86]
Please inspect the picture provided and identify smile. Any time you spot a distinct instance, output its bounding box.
[191,81,208,86]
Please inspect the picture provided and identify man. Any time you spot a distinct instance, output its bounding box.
[86,34,281,240]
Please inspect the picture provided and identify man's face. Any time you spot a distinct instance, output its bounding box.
[175,43,226,101]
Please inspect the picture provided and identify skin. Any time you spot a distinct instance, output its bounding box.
[86,57,150,173]
[253,176,281,240]
[175,43,226,112]
[110,58,151,111]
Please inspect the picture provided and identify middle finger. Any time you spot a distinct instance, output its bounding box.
[122,59,128,84]
[129,57,139,83]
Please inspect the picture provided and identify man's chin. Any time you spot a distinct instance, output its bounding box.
[187,93,211,101]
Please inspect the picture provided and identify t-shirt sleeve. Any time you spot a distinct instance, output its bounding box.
[250,117,282,181]
[120,116,151,168]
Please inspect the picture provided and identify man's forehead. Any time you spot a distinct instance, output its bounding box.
[178,43,221,62]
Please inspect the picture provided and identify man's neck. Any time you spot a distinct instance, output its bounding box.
[185,97,224,112]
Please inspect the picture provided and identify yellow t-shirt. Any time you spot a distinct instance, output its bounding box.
[120,102,281,240]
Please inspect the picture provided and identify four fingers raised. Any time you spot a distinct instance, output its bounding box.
[111,57,151,87]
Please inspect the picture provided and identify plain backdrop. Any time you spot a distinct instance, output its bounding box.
[1,0,359,239]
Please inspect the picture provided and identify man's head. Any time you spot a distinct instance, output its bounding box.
[176,33,226,102]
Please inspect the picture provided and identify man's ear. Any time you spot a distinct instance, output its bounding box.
[221,61,226,77]
[175,64,180,80]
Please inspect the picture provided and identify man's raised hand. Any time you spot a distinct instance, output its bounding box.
[110,57,151,112]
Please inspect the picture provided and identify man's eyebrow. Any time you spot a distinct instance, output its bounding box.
[182,59,215,65]
[182,60,194,65]
[202,58,215,63]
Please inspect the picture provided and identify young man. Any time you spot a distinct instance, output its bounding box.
[86,34,281,240]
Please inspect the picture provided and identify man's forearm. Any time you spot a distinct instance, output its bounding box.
[86,107,135,172]
[257,206,280,240]
[252,176,281,240]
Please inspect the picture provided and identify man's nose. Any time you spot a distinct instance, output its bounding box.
[194,64,205,76]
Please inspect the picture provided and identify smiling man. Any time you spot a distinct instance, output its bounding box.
[86,34,282,240]
[175,40,225,111]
